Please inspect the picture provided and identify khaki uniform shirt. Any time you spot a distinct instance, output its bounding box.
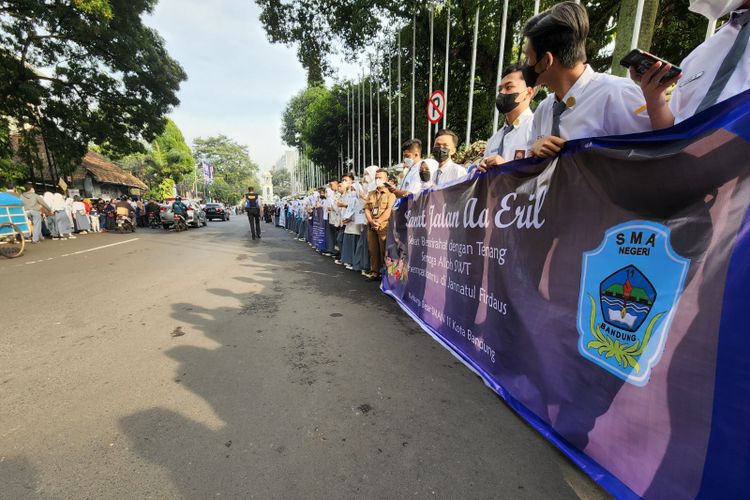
[365,188,396,232]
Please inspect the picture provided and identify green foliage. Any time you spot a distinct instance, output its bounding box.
[193,135,260,206]
[144,177,175,202]
[270,167,291,198]
[144,118,194,185]
[0,0,186,176]
[263,0,715,168]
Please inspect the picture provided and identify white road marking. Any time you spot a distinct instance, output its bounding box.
[59,238,139,257]
[23,238,140,265]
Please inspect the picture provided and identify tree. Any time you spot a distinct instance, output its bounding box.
[263,0,713,160]
[0,0,186,177]
[270,167,291,198]
[144,118,194,185]
[193,135,260,205]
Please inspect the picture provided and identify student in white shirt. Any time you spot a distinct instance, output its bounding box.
[477,62,536,173]
[634,0,750,128]
[523,1,651,158]
[390,139,437,198]
[432,129,468,188]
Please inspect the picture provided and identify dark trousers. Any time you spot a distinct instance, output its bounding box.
[247,209,261,238]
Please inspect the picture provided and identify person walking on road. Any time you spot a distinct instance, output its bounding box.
[244,186,262,240]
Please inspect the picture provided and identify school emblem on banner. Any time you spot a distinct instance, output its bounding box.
[577,221,690,386]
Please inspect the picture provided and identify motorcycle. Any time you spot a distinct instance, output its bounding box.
[116,212,135,233]
[173,213,188,233]
[147,211,161,229]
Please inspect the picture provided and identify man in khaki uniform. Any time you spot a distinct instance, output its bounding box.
[364,168,396,280]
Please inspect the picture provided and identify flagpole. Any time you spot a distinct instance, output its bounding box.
[398,30,402,153]
[492,0,509,133]
[443,3,450,130]
[427,5,434,154]
[369,57,374,166]
[376,55,382,167]
[465,6,480,147]
[388,49,393,167]
[411,13,416,139]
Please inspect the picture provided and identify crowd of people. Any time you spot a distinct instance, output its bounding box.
[264,0,749,278]
[2,181,166,243]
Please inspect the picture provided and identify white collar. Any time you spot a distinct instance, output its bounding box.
[504,107,534,127]
[559,64,595,110]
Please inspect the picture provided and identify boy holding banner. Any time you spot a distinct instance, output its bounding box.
[523,2,651,158]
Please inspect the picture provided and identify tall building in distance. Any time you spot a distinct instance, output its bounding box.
[273,149,300,194]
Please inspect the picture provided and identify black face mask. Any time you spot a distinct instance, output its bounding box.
[432,146,450,163]
[521,60,545,88]
[419,169,431,182]
[495,92,520,114]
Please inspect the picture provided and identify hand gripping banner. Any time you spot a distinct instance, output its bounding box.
[381,89,750,499]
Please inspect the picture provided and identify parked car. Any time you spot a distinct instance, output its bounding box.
[160,198,208,229]
[204,203,230,221]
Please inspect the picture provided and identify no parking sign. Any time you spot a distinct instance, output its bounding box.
[426,90,445,125]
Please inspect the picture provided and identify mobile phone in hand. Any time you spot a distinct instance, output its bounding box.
[620,49,681,83]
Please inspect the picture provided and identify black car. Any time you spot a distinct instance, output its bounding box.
[204,203,230,221]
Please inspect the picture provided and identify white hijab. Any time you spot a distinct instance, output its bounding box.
[363,165,379,193]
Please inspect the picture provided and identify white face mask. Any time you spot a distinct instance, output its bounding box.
[403,157,414,168]
[689,0,744,19]
[375,178,384,188]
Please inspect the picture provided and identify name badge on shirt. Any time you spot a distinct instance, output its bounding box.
[514,150,526,160]
[372,207,379,216]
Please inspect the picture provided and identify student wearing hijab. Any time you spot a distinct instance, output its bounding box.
[355,166,379,275]
[71,195,91,233]
[339,173,362,269]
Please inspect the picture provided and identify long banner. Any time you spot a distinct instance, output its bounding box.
[382,90,750,499]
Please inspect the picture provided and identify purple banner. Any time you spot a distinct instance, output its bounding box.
[381,102,750,499]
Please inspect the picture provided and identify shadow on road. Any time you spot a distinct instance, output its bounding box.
[117,226,603,499]
[0,456,39,499]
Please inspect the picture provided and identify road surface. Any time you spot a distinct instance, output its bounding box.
[0,218,608,499]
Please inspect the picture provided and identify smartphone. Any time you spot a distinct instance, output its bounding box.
[620,49,681,83]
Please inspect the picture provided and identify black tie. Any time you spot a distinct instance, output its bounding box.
[696,10,750,113]
[498,123,514,156]
[551,100,567,137]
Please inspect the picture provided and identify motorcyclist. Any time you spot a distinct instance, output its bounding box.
[172,196,188,220]
[115,195,135,218]
[145,198,161,224]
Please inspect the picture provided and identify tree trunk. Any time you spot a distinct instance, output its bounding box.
[611,0,660,77]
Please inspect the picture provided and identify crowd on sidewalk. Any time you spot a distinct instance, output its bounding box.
[3,182,149,243]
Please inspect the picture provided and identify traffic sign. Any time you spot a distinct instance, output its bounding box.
[426,90,445,125]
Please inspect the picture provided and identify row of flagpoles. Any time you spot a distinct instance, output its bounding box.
[289,0,718,195]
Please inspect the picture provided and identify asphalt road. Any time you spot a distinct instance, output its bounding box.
[0,217,609,499]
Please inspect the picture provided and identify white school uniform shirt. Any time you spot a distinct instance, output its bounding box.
[400,159,438,195]
[529,65,651,144]
[435,160,468,188]
[671,10,750,124]
[485,107,534,161]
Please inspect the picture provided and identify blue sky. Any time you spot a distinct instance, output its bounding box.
[144,0,312,170]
